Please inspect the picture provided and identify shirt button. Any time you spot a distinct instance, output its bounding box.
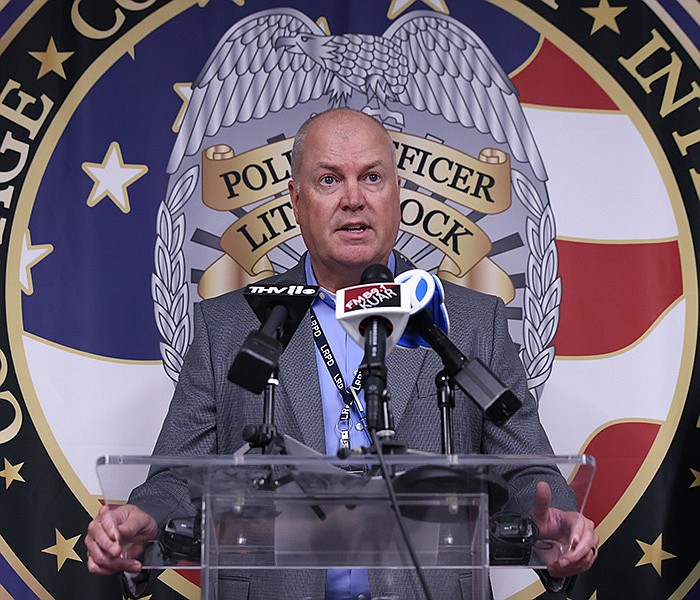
[319,292,326,300]
[357,595,367,600]
[355,423,364,431]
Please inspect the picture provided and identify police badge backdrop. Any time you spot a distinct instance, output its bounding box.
[0,1,698,598]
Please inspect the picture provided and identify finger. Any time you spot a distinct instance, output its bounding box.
[569,513,593,545]
[99,506,123,543]
[87,547,143,575]
[88,518,122,558]
[568,518,597,560]
[85,538,121,575]
[530,481,553,521]
[547,535,599,577]
[547,554,593,579]
[87,553,117,576]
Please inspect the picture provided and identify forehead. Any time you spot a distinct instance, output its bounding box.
[302,114,394,170]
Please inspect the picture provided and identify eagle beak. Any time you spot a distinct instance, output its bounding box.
[274,36,299,51]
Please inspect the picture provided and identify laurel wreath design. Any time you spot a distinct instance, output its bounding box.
[152,166,198,382]
[512,169,561,398]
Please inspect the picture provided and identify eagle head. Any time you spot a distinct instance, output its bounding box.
[274,33,338,63]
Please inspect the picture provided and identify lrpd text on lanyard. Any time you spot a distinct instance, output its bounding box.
[309,308,372,449]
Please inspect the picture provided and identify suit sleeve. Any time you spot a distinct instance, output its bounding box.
[129,301,218,529]
[479,296,577,513]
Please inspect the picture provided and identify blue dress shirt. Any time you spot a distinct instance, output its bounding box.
[305,254,396,600]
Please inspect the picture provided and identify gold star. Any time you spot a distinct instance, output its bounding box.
[691,468,700,488]
[20,230,53,295]
[635,534,675,576]
[581,0,628,35]
[172,83,193,133]
[42,529,82,571]
[0,458,25,489]
[388,0,449,20]
[82,142,148,214]
[28,37,74,79]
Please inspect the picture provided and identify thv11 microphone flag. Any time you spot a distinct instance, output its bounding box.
[336,280,412,353]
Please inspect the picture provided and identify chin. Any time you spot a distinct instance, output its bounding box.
[337,250,386,268]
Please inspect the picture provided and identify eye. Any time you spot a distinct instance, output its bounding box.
[320,174,336,185]
[366,173,380,183]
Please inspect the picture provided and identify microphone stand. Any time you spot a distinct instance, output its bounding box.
[359,320,407,456]
[360,318,389,436]
[238,367,286,456]
[435,370,455,455]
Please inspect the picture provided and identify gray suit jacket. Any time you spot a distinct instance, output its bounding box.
[131,253,569,599]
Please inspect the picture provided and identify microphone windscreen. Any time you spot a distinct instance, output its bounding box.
[395,270,450,348]
[243,281,319,347]
[360,263,393,284]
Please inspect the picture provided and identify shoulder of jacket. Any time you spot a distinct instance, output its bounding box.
[442,279,499,308]
[196,259,306,315]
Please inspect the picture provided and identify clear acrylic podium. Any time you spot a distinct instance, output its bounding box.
[97,444,595,600]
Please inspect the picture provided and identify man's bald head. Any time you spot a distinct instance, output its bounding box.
[290,108,397,183]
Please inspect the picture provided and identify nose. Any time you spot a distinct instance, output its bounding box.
[341,180,365,211]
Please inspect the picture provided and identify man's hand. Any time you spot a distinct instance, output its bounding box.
[86,504,158,576]
[530,481,599,578]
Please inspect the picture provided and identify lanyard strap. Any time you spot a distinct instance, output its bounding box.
[309,308,371,448]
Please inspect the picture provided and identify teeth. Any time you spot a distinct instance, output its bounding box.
[344,225,366,231]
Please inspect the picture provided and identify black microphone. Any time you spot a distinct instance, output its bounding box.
[335,265,412,435]
[360,265,394,431]
[358,264,395,433]
[228,282,319,394]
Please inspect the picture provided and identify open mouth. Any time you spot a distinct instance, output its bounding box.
[339,224,368,232]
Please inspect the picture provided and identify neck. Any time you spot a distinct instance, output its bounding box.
[307,252,394,292]
[311,263,387,293]
[315,269,365,293]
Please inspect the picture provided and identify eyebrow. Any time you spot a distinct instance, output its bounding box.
[314,160,386,172]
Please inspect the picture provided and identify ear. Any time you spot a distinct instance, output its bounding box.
[288,179,300,221]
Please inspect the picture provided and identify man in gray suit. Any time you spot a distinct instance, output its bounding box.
[86,108,598,598]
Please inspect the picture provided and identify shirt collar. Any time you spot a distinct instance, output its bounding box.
[304,252,396,310]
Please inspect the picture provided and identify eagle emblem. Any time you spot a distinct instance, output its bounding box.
[155,8,559,398]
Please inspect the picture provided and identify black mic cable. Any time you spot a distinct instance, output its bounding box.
[371,428,434,600]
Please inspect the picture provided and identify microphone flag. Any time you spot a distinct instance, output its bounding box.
[336,281,412,353]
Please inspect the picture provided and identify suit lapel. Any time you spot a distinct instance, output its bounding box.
[386,345,428,428]
[278,313,325,452]
[387,251,427,429]
[271,257,326,453]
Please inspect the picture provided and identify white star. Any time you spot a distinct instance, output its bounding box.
[82,142,148,213]
[20,231,53,295]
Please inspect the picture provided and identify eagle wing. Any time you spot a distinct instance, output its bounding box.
[386,12,547,181]
[168,9,329,173]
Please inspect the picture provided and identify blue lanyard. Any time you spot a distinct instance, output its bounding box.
[309,308,372,447]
